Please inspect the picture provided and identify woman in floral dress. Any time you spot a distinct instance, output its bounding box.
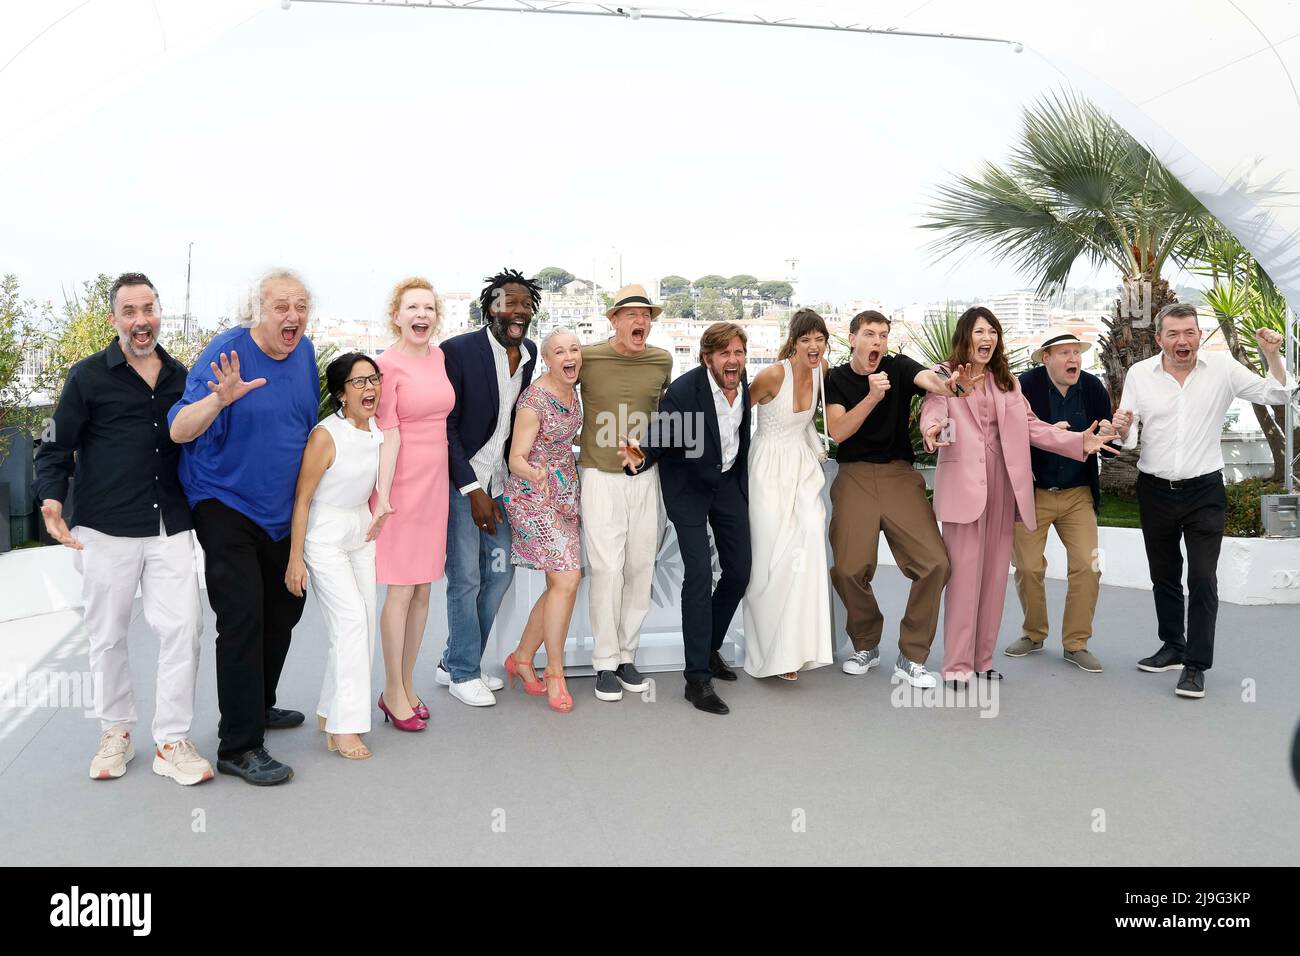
[503,330,583,713]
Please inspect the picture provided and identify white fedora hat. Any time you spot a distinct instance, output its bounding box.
[1031,328,1091,365]
[605,283,663,320]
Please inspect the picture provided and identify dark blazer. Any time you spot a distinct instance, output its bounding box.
[1018,364,1112,513]
[442,327,538,492]
[632,365,750,526]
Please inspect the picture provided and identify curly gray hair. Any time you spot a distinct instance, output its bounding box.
[237,268,313,327]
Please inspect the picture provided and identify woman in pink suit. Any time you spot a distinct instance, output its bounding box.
[371,277,455,730]
[920,307,1116,686]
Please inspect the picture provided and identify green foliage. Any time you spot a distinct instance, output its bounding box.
[316,342,340,422]
[694,275,727,290]
[38,275,115,409]
[757,280,793,303]
[534,267,575,292]
[922,89,1210,295]
[469,299,483,328]
[1224,478,1285,538]
[695,288,731,323]
[660,275,691,296]
[1097,493,1141,529]
[724,274,759,294]
[664,293,694,318]
[0,274,50,457]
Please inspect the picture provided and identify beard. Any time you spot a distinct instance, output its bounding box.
[118,327,156,358]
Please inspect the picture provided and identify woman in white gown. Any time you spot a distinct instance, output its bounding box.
[742,309,834,680]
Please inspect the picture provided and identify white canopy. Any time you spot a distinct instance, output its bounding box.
[3,0,1296,310]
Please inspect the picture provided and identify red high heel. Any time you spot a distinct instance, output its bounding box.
[378,693,427,731]
[545,671,573,713]
[505,653,546,696]
[412,698,430,721]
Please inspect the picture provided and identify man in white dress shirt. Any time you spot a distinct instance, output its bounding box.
[1113,303,1295,699]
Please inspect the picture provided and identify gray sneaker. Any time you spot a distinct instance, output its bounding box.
[1064,649,1103,673]
[615,663,650,692]
[594,670,623,702]
[1004,637,1045,657]
[891,654,937,688]
[842,648,880,675]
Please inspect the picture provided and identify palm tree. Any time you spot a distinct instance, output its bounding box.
[921,90,1214,491]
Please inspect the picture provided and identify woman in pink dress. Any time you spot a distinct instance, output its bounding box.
[371,277,455,730]
[502,330,582,713]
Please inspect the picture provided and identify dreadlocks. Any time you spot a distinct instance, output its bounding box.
[479,267,542,319]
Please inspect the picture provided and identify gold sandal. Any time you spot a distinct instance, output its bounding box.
[319,716,372,760]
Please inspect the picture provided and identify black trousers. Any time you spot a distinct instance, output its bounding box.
[192,498,306,759]
[672,469,752,684]
[1135,471,1226,671]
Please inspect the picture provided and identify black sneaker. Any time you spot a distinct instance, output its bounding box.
[1137,644,1184,673]
[615,663,650,692]
[265,707,305,729]
[217,747,294,786]
[594,670,623,702]
[1175,666,1205,699]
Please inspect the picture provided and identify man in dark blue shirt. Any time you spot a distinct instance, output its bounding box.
[35,273,213,787]
[1007,329,1113,673]
[169,269,319,786]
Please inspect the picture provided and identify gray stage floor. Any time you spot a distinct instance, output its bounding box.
[2,567,1297,867]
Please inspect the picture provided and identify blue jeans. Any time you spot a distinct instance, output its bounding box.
[441,487,516,682]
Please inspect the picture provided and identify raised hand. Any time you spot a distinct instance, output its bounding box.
[867,371,891,398]
[1082,420,1121,456]
[366,500,395,542]
[951,362,984,396]
[1255,327,1283,355]
[206,351,267,407]
[1111,408,1134,440]
[40,500,82,550]
[923,418,952,452]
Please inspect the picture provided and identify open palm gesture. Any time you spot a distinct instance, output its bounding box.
[206,350,267,407]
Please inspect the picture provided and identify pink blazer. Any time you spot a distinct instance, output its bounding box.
[920,371,1087,531]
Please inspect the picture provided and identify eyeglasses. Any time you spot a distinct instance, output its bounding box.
[346,373,382,388]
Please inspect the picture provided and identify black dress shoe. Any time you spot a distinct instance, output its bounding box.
[684,679,730,715]
[265,707,305,729]
[709,651,738,682]
[216,747,294,786]
[1137,643,1184,673]
[1175,666,1205,699]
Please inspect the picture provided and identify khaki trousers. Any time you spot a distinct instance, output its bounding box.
[828,461,950,664]
[1011,486,1099,652]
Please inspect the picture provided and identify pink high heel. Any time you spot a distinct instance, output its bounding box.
[505,653,547,696]
[412,698,430,721]
[378,693,427,732]
[545,671,573,713]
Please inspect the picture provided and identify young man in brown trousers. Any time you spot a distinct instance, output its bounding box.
[824,311,980,689]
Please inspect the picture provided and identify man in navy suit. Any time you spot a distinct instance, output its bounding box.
[436,269,540,707]
[620,323,752,715]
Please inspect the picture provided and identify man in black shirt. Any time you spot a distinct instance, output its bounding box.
[34,273,212,787]
[1006,329,1112,673]
[824,310,980,688]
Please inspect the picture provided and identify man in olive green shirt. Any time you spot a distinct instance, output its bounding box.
[577,284,673,702]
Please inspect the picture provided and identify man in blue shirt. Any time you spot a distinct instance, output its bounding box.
[1007,329,1113,673]
[169,269,319,785]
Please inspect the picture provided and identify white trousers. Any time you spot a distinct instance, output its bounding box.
[305,501,377,734]
[73,521,201,746]
[579,466,664,672]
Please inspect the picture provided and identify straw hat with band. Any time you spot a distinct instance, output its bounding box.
[606,283,663,320]
[1031,329,1091,366]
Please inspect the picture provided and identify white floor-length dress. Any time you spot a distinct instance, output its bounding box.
[742,359,834,678]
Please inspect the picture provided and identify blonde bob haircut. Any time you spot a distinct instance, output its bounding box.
[388,277,445,340]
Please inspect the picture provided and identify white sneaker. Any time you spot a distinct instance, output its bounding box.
[891,655,938,689]
[449,677,497,707]
[438,662,503,692]
[842,648,880,675]
[89,726,134,780]
[152,738,215,786]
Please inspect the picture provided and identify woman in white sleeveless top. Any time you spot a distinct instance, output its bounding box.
[742,310,834,680]
[286,354,387,759]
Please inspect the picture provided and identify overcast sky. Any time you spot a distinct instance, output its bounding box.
[0,3,1123,321]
